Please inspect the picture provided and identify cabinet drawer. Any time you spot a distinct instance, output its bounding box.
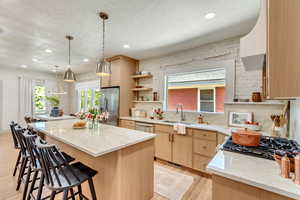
[193,154,211,173]
[155,124,174,133]
[120,120,135,127]
[193,139,216,157]
[193,129,217,141]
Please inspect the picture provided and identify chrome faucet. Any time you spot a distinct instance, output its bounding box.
[176,104,186,121]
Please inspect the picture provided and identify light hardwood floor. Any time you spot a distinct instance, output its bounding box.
[0,132,212,200]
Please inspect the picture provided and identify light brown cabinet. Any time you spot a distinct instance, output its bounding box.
[121,121,220,174]
[102,56,138,117]
[154,131,172,161]
[172,134,193,168]
[267,0,300,98]
[212,175,294,200]
[119,119,135,130]
[154,125,193,166]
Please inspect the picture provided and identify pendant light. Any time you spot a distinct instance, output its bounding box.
[96,12,111,77]
[64,35,76,82]
[49,66,67,95]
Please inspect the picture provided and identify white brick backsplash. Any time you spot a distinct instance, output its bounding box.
[135,36,283,133]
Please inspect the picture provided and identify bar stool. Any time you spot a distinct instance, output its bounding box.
[35,138,98,200]
[17,130,75,200]
[9,121,22,176]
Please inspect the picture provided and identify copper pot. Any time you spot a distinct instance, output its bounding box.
[232,128,261,146]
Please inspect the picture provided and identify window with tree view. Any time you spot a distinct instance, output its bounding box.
[165,68,225,113]
[34,85,46,114]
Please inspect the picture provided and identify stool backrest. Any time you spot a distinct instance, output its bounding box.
[23,132,39,169]
[14,126,28,156]
[35,139,80,188]
[9,122,19,149]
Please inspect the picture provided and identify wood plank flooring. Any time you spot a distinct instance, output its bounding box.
[0,132,212,200]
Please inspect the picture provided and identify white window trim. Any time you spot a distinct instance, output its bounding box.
[197,88,216,113]
[161,59,236,112]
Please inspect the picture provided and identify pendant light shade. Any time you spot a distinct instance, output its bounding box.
[50,66,67,95]
[96,59,111,76]
[64,35,76,82]
[96,12,111,77]
[64,68,76,82]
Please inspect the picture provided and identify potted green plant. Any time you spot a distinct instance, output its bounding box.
[45,96,61,117]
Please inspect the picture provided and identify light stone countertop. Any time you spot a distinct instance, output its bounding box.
[120,117,269,136]
[207,150,300,200]
[29,119,156,157]
[36,115,76,121]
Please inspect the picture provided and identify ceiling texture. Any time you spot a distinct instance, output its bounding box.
[0,0,260,74]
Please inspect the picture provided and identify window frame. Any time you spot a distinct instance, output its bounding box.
[164,68,225,114]
[33,84,47,115]
[76,80,101,112]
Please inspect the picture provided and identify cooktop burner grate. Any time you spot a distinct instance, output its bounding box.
[222,136,300,160]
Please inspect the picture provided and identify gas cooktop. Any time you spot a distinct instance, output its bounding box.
[222,136,300,160]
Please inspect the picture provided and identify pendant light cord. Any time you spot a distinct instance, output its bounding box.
[69,38,71,66]
[102,18,105,59]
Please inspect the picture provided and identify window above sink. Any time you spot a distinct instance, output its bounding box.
[164,68,226,113]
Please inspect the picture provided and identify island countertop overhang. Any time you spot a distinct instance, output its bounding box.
[29,119,156,157]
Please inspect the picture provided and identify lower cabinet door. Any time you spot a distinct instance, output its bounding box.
[172,135,193,168]
[155,132,172,161]
[193,154,211,173]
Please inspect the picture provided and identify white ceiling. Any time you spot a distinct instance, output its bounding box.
[0,0,260,74]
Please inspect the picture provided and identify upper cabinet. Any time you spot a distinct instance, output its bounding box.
[240,0,266,70]
[267,0,300,99]
[101,55,138,116]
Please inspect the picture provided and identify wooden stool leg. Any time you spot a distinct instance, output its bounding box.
[26,170,39,200]
[13,151,21,176]
[36,173,45,200]
[77,185,83,200]
[16,157,28,191]
[88,179,97,200]
[69,188,75,200]
[62,189,68,200]
[22,165,32,200]
[50,191,56,200]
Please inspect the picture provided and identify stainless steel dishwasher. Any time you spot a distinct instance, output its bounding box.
[135,122,154,133]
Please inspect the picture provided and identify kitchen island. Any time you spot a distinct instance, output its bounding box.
[29,119,156,200]
[207,150,300,200]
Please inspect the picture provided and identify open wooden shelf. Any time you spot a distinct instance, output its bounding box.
[132,88,153,91]
[132,74,153,79]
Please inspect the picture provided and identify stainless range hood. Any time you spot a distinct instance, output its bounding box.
[240,0,266,70]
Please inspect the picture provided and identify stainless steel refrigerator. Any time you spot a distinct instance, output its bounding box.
[99,86,120,126]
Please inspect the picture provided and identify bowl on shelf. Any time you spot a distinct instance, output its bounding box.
[135,86,143,88]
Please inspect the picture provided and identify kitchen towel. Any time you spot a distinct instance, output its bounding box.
[174,123,186,135]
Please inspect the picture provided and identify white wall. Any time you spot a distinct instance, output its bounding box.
[290,100,300,141]
[0,66,70,132]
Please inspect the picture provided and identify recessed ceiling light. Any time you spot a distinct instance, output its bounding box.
[32,58,39,62]
[205,12,216,20]
[51,69,57,72]
[20,65,27,68]
[123,44,130,49]
[45,49,52,53]
[83,58,89,62]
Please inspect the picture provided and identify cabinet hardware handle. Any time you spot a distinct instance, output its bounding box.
[172,134,174,142]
